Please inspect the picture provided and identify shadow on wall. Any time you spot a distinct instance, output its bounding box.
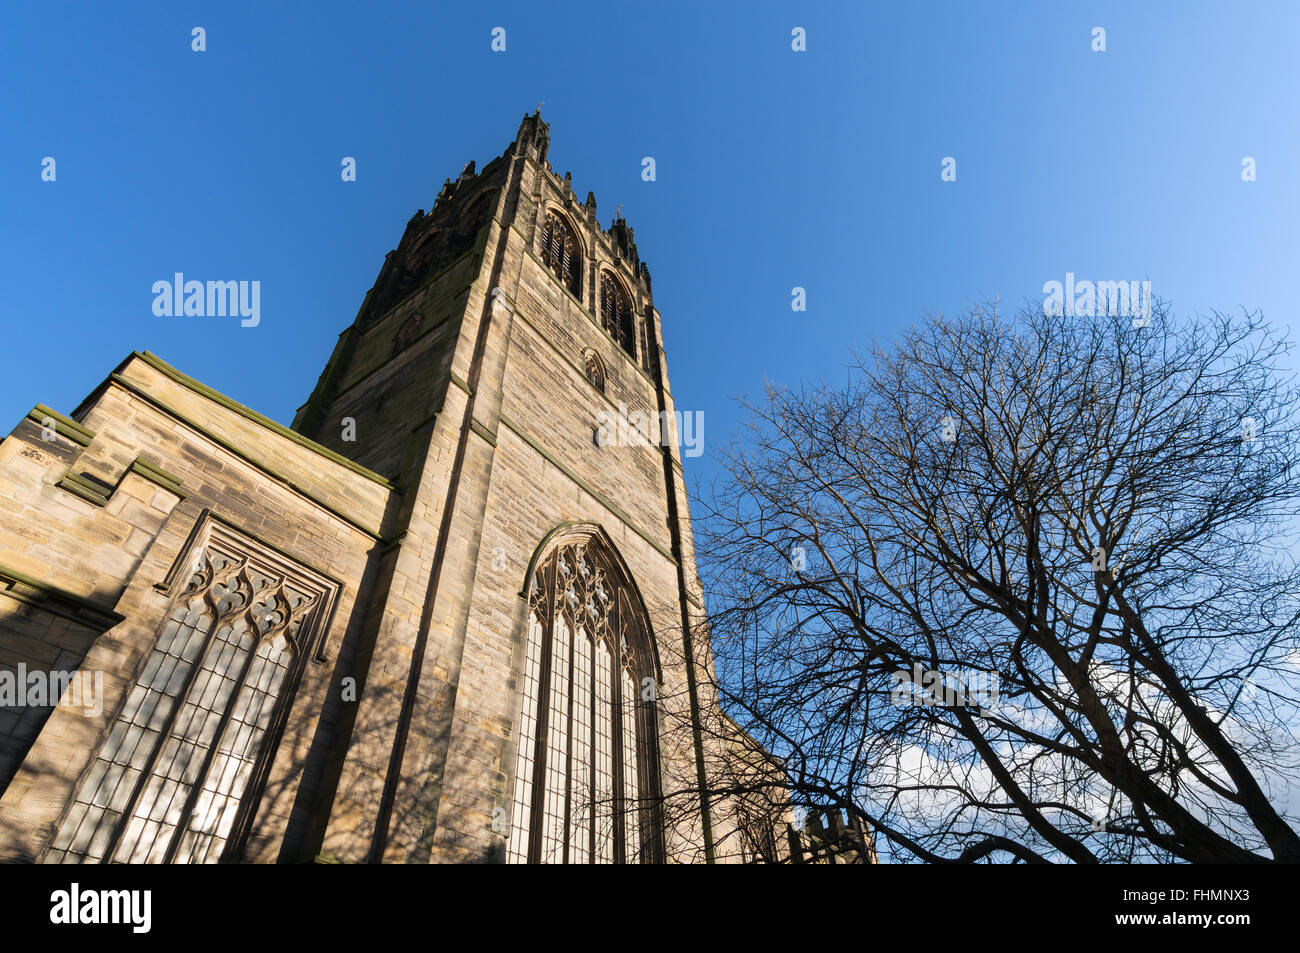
[0,600,103,797]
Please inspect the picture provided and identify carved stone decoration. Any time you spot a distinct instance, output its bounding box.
[582,349,605,392]
[600,273,635,356]
[507,530,658,865]
[609,217,638,270]
[392,312,423,357]
[541,210,581,298]
[360,188,497,327]
[44,513,340,865]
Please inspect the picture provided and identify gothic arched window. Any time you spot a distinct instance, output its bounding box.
[392,312,423,356]
[541,210,581,298]
[600,273,634,357]
[506,533,659,864]
[583,350,605,393]
[45,516,338,864]
[451,190,495,257]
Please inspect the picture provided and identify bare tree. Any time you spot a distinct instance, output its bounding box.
[697,301,1300,863]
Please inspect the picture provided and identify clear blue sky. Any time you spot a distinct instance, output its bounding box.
[2,1,1297,491]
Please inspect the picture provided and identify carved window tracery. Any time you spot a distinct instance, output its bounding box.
[600,273,634,357]
[541,210,581,298]
[392,312,423,356]
[583,350,605,393]
[46,515,339,864]
[506,533,659,864]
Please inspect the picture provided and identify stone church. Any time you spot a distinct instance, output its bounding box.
[0,112,792,864]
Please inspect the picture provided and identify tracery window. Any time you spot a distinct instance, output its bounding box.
[600,273,635,356]
[392,311,423,356]
[583,350,605,392]
[506,533,659,864]
[541,210,581,298]
[735,807,780,864]
[45,516,338,864]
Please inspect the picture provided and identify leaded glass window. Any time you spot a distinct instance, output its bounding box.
[506,534,658,864]
[45,515,338,864]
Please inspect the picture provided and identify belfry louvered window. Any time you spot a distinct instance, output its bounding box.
[600,273,635,357]
[506,533,660,864]
[45,515,338,864]
[541,210,581,298]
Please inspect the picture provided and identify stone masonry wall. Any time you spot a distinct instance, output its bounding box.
[0,355,392,862]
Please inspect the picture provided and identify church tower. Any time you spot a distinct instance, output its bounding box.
[0,113,767,864]
[292,109,724,863]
